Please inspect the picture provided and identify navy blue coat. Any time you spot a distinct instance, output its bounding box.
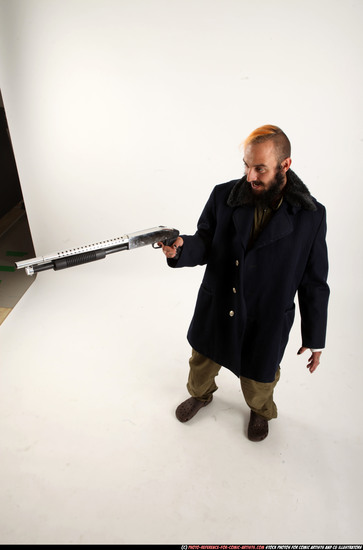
[169,171,330,383]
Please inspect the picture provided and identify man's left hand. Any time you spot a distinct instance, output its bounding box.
[297,347,322,373]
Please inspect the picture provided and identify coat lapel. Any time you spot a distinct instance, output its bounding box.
[253,202,293,250]
[231,202,294,251]
[232,206,254,251]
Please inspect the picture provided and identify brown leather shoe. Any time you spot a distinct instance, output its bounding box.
[248,410,269,441]
[175,396,213,423]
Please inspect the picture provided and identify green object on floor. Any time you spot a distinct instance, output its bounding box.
[0,266,16,272]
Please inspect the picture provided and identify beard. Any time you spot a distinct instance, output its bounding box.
[246,168,286,208]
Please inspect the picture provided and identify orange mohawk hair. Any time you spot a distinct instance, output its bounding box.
[244,125,291,162]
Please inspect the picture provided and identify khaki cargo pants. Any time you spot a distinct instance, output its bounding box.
[187,348,280,420]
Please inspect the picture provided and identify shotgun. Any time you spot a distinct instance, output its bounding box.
[15,226,179,276]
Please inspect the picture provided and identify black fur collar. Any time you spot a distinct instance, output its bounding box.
[227,169,317,211]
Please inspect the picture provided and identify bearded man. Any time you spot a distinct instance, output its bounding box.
[160,125,329,442]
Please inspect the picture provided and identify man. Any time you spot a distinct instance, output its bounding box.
[159,125,329,442]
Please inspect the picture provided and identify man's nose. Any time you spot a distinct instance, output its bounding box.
[246,168,256,181]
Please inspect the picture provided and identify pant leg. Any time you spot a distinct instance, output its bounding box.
[186,348,221,402]
[240,367,281,420]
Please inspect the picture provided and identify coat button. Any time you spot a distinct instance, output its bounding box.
[235,260,239,266]
[232,287,237,294]
[229,310,235,317]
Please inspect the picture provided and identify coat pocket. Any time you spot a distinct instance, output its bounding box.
[187,284,216,352]
[200,283,214,296]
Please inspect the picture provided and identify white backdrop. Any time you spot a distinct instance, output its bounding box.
[0,0,361,358]
[0,0,362,544]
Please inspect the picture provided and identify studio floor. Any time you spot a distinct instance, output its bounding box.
[0,239,362,545]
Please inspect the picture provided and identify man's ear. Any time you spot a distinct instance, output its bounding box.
[281,157,292,173]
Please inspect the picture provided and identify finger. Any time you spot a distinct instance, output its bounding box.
[157,241,169,252]
[174,236,184,248]
[309,362,319,373]
[308,356,320,373]
[164,246,176,258]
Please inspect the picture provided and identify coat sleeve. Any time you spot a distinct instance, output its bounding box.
[298,206,330,349]
[167,186,218,268]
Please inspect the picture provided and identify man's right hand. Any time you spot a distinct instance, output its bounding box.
[158,236,184,259]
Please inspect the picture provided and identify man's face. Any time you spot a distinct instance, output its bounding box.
[243,141,288,197]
